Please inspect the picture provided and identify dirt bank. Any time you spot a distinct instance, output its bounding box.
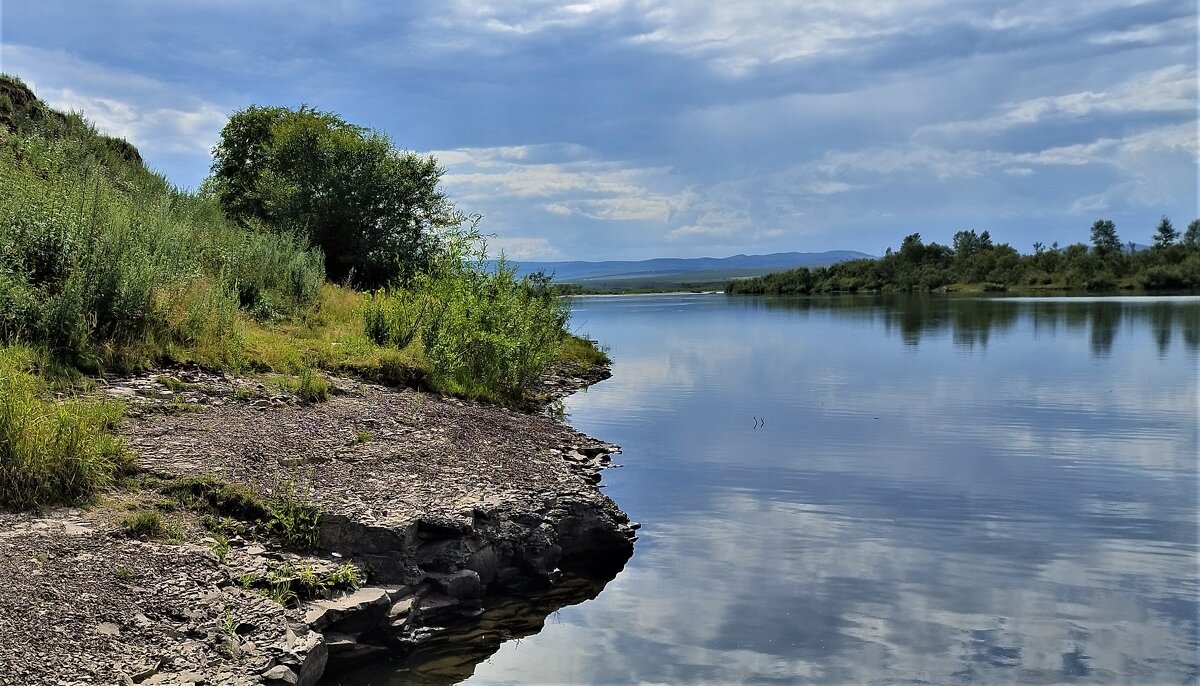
[0,366,632,684]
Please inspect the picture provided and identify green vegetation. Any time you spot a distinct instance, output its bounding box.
[237,561,361,608]
[366,242,572,402]
[165,474,270,521]
[165,473,320,550]
[0,76,324,370]
[119,508,182,541]
[0,74,607,509]
[0,346,130,508]
[727,224,1200,295]
[275,367,331,402]
[261,480,321,549]
[208,105,456,289]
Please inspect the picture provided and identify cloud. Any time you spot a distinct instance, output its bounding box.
[806,180,856,195]
[432,144,694,220]
[1,44,232,183]
[486,236,564,259]
[442,0,626,35]
[39,88,226,155]
[919,66,1197,137]
[1089,15,1197,46]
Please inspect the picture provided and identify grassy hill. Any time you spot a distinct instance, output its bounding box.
[0,74,606,508]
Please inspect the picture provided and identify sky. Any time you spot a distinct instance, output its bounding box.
[1,1,1196,261]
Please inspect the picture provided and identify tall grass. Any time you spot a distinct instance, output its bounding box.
[365,231,571,403]
[0,81,324,369]
[0,346,130,508]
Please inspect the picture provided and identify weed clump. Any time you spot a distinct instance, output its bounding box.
[278,367,329,402]
[118,509,181,541]
[263,480,321,549]
[253,562,361,607]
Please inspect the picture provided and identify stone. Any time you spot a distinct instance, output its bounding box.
[304,587,390,634]
[427,570,481,600]
[387,596,415,620]
[260,666,298,685]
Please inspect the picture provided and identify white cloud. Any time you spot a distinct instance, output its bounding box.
[39,88,227,155]
[487,236,564,259]
[628,0,948,76]
[1,44,231,173]
[432,144,693,219]
[806,180,856,195]
[920,66,1197,137]
[435,1,1193,80]
[440,0,625,35]
[543,202,575,216]
[1089,16,1196,46]
[805,122,1196,186]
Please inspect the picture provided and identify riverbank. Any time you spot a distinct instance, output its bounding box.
[0,365,633,685]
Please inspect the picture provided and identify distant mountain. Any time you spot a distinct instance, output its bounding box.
[500,251,872,284]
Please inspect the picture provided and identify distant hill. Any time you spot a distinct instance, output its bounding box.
[501,251,872,285]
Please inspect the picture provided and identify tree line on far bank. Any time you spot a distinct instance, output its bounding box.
[726,218,1200,295]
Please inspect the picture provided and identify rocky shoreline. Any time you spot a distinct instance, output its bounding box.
[0,365,633,685]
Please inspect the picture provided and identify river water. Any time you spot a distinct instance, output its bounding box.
[343,293,1200,684]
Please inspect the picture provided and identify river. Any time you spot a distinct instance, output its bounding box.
[342,293,1200,684]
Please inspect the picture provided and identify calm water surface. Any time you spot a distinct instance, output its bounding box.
[355,294,1200,684]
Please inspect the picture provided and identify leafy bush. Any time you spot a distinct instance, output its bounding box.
[208,105,457,288]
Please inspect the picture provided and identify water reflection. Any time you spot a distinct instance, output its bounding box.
[324,572,621,685]
[754,294,1200,357]
[333,294,1200,684]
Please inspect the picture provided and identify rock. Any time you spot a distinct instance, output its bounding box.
[304,587,390,634]
[387,596,415,620]
[427,569,481,600]
[260,665,298,685]
[416,592,459,621]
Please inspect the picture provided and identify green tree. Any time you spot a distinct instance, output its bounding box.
[1090,219,1121,256]
[1153,215,1178,249]
[209,106,458,288]
[1184,219,1200,249]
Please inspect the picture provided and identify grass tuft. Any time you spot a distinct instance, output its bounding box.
[0,346,131,509]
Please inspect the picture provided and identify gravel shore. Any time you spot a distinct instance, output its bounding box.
[0,366,632,684]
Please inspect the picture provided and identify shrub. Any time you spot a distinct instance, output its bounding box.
[263,480,321,549]
[209,105,457,288]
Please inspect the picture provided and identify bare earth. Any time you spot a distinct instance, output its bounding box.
[0,367,633,685]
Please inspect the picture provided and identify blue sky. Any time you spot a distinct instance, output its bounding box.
[2,1,1196,260]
